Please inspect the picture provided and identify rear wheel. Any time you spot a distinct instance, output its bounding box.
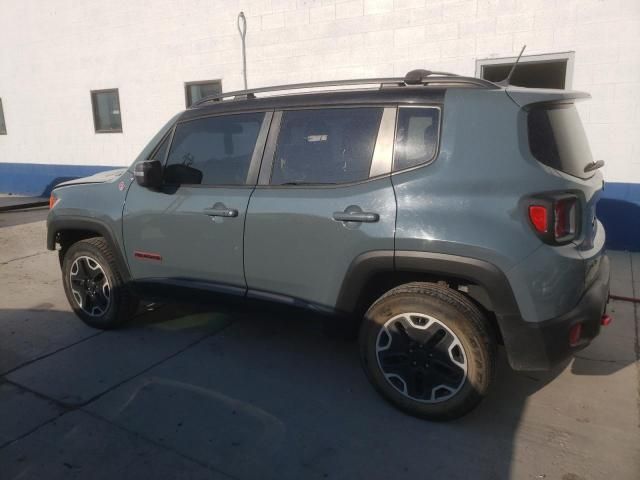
[359,282,496,420]
[62,237,138,329]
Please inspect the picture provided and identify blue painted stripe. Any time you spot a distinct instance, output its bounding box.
[0,163,119,197]
[597,182,640,252]
[0,162,638,250]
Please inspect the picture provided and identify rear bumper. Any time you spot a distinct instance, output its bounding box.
[500,254,610,371]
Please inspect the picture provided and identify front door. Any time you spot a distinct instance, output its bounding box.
[244,106,397,310]
[123,111,271,293]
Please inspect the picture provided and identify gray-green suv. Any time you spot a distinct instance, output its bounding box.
[47,71,610,420]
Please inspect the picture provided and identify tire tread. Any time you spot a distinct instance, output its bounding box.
[62,237,137,329]
[359,281,496,420]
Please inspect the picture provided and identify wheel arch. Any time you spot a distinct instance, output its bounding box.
[336,250,520,325]
[47,216,131,282]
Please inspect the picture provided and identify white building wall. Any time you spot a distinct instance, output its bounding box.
[0,0,639,183]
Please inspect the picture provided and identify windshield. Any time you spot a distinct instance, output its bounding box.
[527,103,594,179]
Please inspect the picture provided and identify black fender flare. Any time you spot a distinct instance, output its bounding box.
[47,215,131,282]
[335,250,520,318]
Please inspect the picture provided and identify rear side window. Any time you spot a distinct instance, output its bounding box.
[271,108,383,185]
[394,107,440,171]
[164,112,264,186]
[527,104,593,179]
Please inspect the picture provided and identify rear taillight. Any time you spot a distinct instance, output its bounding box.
[554,197,577,240]
[528,206,548,233]
[527,194,579,245]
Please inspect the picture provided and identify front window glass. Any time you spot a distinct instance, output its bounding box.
[271,108,383,185]
[148,134,170,162]
[164,112,264,186]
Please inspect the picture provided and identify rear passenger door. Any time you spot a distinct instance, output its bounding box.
[243,106,397,311]
[123,111,271,292]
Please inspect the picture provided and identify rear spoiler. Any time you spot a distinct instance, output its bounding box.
[506,87,591,108]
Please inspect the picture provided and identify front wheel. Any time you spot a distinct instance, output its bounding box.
[359,282,496,420]
[61,237,138,329]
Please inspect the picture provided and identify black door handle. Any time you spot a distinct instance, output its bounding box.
[332,211,379,223]
[203,207,238,218]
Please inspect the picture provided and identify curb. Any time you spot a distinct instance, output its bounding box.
[0,199,49,212]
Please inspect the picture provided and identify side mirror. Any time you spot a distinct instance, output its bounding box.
[163,164,203,185]
[134,160,163,188]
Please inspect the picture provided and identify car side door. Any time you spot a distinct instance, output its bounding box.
[243,106,397,312]
[122,111,271,294]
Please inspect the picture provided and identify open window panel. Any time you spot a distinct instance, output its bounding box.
[476,52,575,89]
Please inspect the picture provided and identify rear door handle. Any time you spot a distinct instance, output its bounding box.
[203,207,238,218]
[332,211,379,223]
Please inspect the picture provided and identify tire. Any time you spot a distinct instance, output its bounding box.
[61,237,138,329]
[359,282,496,420]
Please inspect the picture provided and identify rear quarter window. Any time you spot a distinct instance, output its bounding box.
[527,104,593,179]
[394,107,441,171]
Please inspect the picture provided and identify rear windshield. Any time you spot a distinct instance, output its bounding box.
[527,104,593,179]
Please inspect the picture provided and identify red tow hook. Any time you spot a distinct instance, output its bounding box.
[601,314,613,326]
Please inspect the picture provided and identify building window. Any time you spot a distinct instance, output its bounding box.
[0,98,6,135]
[91,89,122,133]
[185,80,222,107]
[476,52,574,89]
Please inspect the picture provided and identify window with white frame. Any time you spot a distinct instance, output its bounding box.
[476,52,575,89]
[185,80,223,107]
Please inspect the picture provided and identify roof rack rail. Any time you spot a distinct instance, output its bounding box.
[403,69,497,89]
[191,70,499,107]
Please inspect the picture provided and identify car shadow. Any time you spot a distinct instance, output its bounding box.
[0,303,636,480]
[109,305,573,479]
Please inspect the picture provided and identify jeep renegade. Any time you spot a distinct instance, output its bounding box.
[47,70,610,420]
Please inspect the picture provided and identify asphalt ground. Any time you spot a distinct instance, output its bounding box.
[0,207,638,480]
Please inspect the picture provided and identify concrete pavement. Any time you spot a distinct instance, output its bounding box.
[0,208,638,479]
